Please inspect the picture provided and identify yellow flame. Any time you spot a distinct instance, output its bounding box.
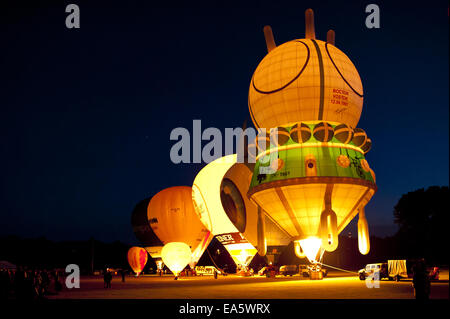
[298,237,322,263]
[240,249,249,261]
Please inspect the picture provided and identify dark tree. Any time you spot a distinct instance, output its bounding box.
[393,186,449,264]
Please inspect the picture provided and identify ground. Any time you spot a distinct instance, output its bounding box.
[49,270,449,299]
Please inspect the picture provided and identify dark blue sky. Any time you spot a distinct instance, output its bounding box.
[1,1,448,244]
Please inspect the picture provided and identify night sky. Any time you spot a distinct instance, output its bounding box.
[1,1,448,244]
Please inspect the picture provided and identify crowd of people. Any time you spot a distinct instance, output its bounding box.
[0,268,62,299]
[0,259,439,300]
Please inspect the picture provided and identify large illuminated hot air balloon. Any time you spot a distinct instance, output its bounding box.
[246,9,376,267]
[127,247,148,276]
[147,186,213,269]
[192,154,290,269]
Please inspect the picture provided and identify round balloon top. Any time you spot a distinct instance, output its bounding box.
[249,9,363,129]
[147,186,209,249]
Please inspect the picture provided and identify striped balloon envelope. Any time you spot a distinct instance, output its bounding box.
[127,247,148,276]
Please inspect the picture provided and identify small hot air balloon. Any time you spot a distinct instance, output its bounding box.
[127,247,148,276]
[161,242,192,279]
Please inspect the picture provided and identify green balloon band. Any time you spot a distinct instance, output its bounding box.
[251,145,374,188]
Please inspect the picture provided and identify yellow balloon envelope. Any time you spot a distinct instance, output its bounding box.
[192,154,291,245]
[249,39,363,130]
[161,242,192,277]
[192,155,243,235]
[192,154,292,266]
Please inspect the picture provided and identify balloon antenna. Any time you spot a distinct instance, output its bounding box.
[327,30,335,45]
[305,9,316,39]
[263,25,276,52]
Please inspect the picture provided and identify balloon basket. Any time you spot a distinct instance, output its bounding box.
[309,271,323,280]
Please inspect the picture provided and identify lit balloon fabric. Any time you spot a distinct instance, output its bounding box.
[147,186,213,269]
[192,154,291,267]
[127,247,148,276]
[249,39,364,130]
[129,9,376,270]
[247,9,376,260]
[161,242,192,277]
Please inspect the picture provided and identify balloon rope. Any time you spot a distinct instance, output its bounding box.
[319,262,359,275]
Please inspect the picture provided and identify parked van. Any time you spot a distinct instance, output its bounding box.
[279,265,298,276]
[359,263,387,280]
[359,260,408,281]
[194,266,222,276]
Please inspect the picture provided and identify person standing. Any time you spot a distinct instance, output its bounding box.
[103,269,109,288]
[54,270,62,292]
[106,271,112,288]
[412,259,430,300]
